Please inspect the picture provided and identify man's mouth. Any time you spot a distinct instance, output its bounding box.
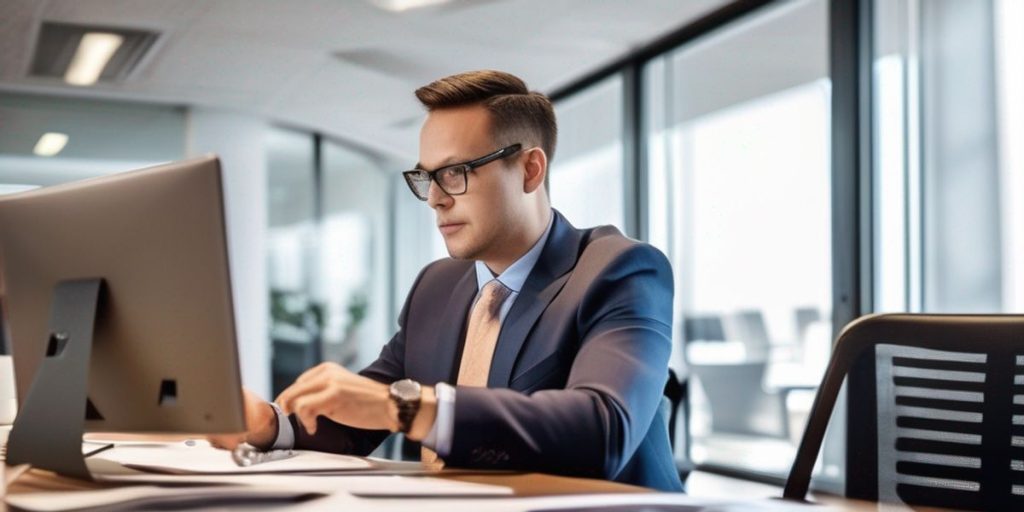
[438,222,465,235]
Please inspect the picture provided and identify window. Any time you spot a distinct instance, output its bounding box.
[266,128,317,395]
[267,130,396,393]
[873,0,1024,313]
[551,75,626,231]
[321,140,391,370]
[645,0,833,478]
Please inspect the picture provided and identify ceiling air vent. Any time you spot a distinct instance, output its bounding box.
[30,22,159,85]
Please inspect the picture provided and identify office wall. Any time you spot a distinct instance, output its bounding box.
[0,93,185,187]
[185,108,271,398]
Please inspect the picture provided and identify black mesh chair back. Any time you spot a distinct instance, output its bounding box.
[784,314,1024,511]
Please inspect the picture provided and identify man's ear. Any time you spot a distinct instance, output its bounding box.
[522,148,547,194]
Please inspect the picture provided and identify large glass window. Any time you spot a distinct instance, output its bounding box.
[320,140,391,370]
[267,129,395,394]
[646,0,832,478]
[873,0,1024,314]
[552,75,626,231]
[266,128,317,395]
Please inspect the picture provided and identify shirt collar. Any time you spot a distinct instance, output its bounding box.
[475,212,554,294]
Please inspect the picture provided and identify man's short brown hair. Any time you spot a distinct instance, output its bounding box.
[415,70,557,163]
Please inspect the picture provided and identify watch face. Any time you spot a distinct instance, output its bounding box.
[392,379,421,401]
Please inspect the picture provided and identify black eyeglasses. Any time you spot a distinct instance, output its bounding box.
[402,144,522,201]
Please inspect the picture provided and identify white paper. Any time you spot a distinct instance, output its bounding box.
[4,484,324,512]
[94,473,514,497]
[91,440,371,475]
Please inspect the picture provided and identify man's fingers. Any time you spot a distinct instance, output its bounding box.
[294,362,336,384]
[292,389,337,435]
[276,377,328,415]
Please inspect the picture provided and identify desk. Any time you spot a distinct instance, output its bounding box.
[0,438,950,512]
[1,462,941,512]
[686,470,956,512]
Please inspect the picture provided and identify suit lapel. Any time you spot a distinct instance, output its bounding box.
[487,210,584,387]
[428,265,477,384]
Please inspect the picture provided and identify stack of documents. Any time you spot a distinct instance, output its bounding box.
[5,485,325,511]
[90,439,371,474]
[4,440,513,511]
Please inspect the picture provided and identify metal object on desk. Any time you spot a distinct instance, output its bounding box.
[230,442,296,467]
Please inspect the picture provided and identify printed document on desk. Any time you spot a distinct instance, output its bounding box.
[91,440,371,475]
[5,485,325,512]
[94,473,515,497]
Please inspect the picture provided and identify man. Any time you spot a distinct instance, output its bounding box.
[214,70,681,491]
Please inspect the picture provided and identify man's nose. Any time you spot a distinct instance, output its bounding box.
[427,180,452,209]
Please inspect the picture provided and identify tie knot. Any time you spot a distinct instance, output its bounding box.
[481,279,512,318]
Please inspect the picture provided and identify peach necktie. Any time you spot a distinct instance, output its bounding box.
[422,279,512,466]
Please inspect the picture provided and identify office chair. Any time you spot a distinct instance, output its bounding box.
[724,310,772,361]
[690,361,791,439]
[683,314,727,343]
[0,296,8,355]
[662,368,693,488]
[784,313,1024,511]
[793,307,822,346]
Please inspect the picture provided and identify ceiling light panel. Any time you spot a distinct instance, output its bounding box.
[33,132,69,157]
[30,22,159,85]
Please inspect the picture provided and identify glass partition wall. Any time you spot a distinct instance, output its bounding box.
[267,129,392,395]
[872,0,1024,315]
[645,0,834,479]
[551,0,1022,489]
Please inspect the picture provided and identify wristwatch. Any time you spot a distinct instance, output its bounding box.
[389,379,422,434]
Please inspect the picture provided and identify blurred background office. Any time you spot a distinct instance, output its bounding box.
[0,0,1020,492]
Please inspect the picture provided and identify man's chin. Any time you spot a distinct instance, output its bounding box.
[444,242,480,261]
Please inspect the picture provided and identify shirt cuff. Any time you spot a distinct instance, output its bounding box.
[420,382,456,457]
[268,401,295,450]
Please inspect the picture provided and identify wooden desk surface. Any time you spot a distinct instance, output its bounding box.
[0,452,952,511]
[443,472,651,497]
[687,470,955,512]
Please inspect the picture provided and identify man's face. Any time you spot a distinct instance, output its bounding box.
[418,105,522,261]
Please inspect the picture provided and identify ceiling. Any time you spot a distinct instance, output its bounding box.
[0,0,728,162]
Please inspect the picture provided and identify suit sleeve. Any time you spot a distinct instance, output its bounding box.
[288,262,433,455]
[444,244,674,480]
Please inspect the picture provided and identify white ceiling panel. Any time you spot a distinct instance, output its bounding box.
[0,0,731,161]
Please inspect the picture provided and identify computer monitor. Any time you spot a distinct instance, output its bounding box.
[0,155,245,479]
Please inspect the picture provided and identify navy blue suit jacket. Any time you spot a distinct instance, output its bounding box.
[289,210,682,491]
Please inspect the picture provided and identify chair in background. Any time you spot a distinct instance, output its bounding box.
[690,361,791,439]
[662,368,693,487]
[724,310,773,361]
[0,296,8,355]
[793,307,821,347]
[684,314,727,343]
[0,273,8,354]
[784,313,1024,511]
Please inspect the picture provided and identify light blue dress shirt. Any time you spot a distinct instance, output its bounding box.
[271,212,554,457]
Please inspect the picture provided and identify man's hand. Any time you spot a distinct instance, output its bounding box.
[275,362,398,435]
[208,387,278,451]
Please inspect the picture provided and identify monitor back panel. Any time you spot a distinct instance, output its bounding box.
[0,156,245,434]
